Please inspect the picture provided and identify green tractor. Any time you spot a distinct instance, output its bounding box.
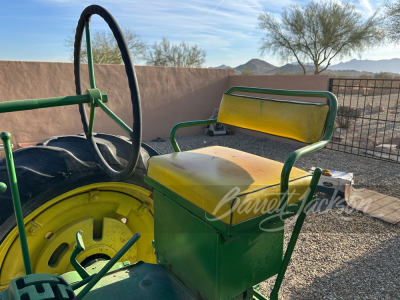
[0,5,338,300]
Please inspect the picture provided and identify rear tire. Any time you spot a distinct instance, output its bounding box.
[0,133,158,288]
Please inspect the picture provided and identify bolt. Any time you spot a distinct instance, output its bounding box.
[142,279,151,286]
[29,226,38,234]
[92,194,99,201]
[137,203,149,215]
[27,221,41,235]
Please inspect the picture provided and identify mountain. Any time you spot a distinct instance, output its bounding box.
[234,59,276,74]
[210,64,232,69]
[270,63,314,74]
[329,58,400,73]
[211,58,400,76]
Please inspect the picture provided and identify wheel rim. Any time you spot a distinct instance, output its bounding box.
[0,182,155,290]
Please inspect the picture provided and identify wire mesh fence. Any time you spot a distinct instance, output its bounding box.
[327,77,400,163]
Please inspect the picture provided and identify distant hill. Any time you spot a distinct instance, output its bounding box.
[209,64,232,69]
[269,63,314,74]
[329,58,400,73]
[234,59,276,74]
[211,58,400,76]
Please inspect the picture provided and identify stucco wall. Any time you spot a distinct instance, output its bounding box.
[0,61,233,145]
[0,62,330,146]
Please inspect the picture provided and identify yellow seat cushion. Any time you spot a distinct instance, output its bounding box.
[147,146,312,226]
[218,94,329,144]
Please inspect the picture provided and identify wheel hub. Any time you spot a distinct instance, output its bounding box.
[0,183,155,290]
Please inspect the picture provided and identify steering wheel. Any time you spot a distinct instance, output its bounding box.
[73,5,142,180]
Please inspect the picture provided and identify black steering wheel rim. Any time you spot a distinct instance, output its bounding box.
[74,5,142,181]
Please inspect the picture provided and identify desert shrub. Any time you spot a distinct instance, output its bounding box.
[336,106,361,129]
[374,72,393,79]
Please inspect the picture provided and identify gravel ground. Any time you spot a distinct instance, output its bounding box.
[144,132,400,300]
[332,94,400,159]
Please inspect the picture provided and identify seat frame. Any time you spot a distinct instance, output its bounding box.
[144,86,338,300]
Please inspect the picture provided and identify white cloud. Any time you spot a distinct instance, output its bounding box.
[359,0,373,15]
[33,0,391,67]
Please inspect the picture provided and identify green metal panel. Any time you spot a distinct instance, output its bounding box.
[74,262,194,300]
[153,189,284,300]
[0,262,194,300]
[144,175,313,237]
[76,233,141,299]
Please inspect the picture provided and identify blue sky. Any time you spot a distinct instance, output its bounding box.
[0,0,398,68]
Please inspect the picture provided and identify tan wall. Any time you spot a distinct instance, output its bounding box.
[228,75,330,144]
[0,61,233,145]
[0,62,330,146]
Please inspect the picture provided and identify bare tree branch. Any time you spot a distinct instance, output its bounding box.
[258,1,385,75]
[145,37,206,68]
[65,27,148,64]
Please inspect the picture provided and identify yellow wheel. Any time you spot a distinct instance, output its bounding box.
[0,182,155,290]
[0,134,158,290]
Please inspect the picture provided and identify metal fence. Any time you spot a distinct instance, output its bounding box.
[327,77,400,162]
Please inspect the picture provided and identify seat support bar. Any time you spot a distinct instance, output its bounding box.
[269,168,322,300]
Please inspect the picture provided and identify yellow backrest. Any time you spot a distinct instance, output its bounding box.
[218,93,329,144]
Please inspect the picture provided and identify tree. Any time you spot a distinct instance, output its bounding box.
[384,0,400,43]
[239,66,255,75]
[146,37,206,67]
[65,28,148,64]
[374,71,393,79]
[258,1,384,75]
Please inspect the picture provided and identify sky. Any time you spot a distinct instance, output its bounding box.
[0,0,399,68]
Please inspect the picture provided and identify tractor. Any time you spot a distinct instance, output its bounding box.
[0,5,338,300]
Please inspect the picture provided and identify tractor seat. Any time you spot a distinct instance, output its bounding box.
[147,146,312,226]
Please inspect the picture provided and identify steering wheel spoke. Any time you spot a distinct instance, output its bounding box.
[74,5,142,180]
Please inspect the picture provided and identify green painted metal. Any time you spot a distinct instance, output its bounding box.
[1,132,32,275]
[95,98,133,136]
[71,274,95,291]
[144,175,314,238]
[0,182,7,194]
[85,21,96,90]
[66,261,130,289]
[147,171,322,300]
[0,92,107,114]
[253,289,269,300]
[76,233,141,299]
[85,21,97,139]
[85,89,103,137]
[85,88,102,106]
[225,86,337,103]
[147,87,337,299]
[269,168,322,300]
[152,189,284,300]
[73,262,194,300]
[170,118,217,152]
[70,231,90,279]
